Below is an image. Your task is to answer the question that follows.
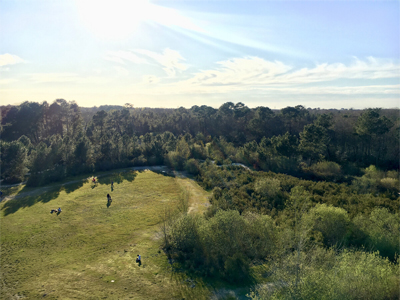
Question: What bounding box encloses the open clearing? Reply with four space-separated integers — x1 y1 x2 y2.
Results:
0 170 216 300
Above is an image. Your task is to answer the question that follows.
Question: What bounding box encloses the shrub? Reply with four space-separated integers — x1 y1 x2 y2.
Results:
185 158 200 175
254 177 281 198
379 177 399 192
167 210 277 283
249 249 399 300
305 204 350 247
309 161 342 181
353 207 399 260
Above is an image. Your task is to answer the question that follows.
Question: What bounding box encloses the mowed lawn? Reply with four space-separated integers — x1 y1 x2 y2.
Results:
1 170 211 300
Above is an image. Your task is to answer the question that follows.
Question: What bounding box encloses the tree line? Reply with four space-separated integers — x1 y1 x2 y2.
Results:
1 99 398 185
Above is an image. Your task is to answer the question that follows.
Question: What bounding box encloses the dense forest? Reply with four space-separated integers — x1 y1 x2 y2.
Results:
1 99 399 299
1 99 398 185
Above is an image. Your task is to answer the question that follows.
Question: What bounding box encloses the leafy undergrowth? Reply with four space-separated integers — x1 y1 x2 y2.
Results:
0 170 217 300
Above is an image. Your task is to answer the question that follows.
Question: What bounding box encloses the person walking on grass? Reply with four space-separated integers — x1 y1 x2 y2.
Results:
107 193 112 207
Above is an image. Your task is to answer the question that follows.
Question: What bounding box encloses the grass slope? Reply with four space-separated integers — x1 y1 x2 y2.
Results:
1 170 212 300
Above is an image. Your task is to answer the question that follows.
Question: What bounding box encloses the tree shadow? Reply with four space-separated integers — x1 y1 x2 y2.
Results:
152 169 176 178
2 187 62 216
97 170 138 186
1 178 87 216
63 180 86 194
2 170 142 216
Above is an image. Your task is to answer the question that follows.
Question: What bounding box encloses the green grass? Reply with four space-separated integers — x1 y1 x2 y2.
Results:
1 170 214 300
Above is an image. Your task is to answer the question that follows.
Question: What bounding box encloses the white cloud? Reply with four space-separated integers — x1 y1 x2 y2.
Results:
187 57 291 86
133 48 188 77
131 56 399 97
182 56 399 87
104 50 148 65
0 54 25 67
284 57 399 84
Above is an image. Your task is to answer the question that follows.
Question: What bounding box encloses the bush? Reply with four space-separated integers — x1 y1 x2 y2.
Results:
254 177 281 198
249 249 399 300
379 177 399 192
167 210 277 283
305 204 350 247
309 161 342 181
185 158 200 175
353 208 399 260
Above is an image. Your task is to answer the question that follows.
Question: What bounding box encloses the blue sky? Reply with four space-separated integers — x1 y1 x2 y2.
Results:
1 0 399 109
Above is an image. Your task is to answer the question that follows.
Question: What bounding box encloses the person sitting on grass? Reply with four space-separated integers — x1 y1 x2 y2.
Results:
50 207 62 214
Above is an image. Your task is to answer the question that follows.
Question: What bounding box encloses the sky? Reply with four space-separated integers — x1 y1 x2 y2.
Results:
0 0 399 109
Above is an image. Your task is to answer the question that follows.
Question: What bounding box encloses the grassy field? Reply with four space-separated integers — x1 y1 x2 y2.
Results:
0 170 217 300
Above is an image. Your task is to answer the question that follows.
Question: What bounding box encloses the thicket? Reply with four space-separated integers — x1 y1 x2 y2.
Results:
163 186 399 298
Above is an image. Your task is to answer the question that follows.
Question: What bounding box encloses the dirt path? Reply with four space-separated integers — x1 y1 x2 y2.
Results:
173 172 210 214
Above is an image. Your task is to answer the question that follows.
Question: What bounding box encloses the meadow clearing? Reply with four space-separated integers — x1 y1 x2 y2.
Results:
0 170 225 300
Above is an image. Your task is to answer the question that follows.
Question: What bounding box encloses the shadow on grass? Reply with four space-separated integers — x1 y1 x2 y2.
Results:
1 187 62 216
1 178 87 216
149 169 176 178
97 170 138 186
1 169 165 216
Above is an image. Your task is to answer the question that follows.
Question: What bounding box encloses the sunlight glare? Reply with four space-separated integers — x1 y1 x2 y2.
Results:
76 0 152 40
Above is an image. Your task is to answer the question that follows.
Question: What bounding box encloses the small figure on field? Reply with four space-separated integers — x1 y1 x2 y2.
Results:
92 177 96 184
107 193 112 208
111 180 114 191
51 207 62 215
136 254 141 266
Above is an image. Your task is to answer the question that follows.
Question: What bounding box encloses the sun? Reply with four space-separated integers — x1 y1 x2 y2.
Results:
75 0 152 41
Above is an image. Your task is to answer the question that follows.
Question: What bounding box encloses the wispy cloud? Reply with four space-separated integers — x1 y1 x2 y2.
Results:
133 57 399 97
284 57 399 84
187 57 291 86
103 50 148 65
0 53 25 67
104 48 188 77
133 48 188 77
183 56 399 87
